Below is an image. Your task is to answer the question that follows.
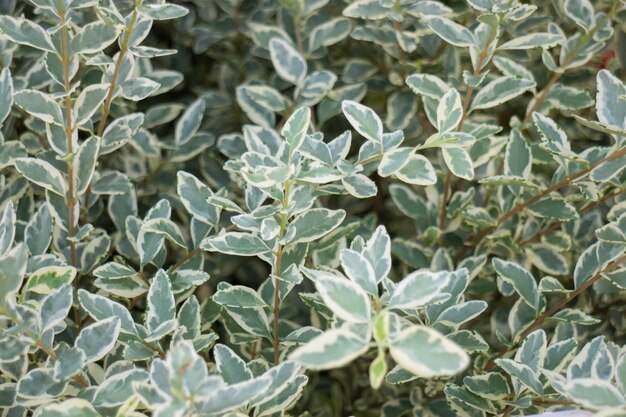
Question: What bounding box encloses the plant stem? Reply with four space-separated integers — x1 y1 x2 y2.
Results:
84 8 139 211
479 9 614 211
168 247 201 273
463 146 626 256
438 23 498 238
59 2 77 267
486 251 626 370
518 187 625 247
522 10 614 123
272 180 291 364
0 306 89 387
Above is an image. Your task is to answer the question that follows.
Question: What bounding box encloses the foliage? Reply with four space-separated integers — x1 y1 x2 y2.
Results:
1 0 626 416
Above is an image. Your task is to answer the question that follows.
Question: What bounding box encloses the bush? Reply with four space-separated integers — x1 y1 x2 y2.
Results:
1 0 626 416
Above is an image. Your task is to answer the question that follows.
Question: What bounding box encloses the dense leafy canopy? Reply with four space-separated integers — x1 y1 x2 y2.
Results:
1 0 626 416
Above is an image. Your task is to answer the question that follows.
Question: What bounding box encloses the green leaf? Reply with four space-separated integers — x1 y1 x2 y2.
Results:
0 16 56 52
363 225 392 283
17 369 68 398
573 243 600 289
492 258 539 309
499 33 564 50
24 266 76 294
505 129 531 179
342 173 377 198
121 77 161 101
269 37 307 85
70 21 118 54
138 3 189 20
40 284 73 332
74 84 109 127
78 289 138 335
146 270 176 334
142 218 187 249
213 285 267 308
597 70 626 131
0 201 15 258
387 270 450 310
239 85 289 112
315 273 371 323
281 106 310 152
532 112 577 158
197 377 270 415
395 154 437 185
201 232 270 256
0 244 27 302
617 354 626 394
13 90 64 125
529 197 578 220
74 137 100 195
435 300 488 329
175 98 205 146
463 372 510 400
297 70 338 107
442 147 474 180
308 17 352 52
340 248 377 295
471 76 536 110
526 244 568 275
564 0 594 30
290 327 369 370
495 358 543 395
176 171 219 226
214 344 253 384
38 398 100 417
369 352 387 389
15 158 66 196
437 88 462 133
287 208 346 244
378 147 413 177
424 16 474 47
0 68 13 125
341 100 383 143
565 379 626 410
389 326 469 377
547 84 594 111
75 316 121 363
406 73 448 99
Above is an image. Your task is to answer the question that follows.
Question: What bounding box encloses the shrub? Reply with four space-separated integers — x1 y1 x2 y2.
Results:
1 0 626 416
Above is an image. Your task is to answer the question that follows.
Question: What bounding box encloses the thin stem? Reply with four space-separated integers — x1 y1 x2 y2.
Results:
293 17 304 57
59 2 77 267
518 187 625 247
96 9 138 138
0 306 89 387
168 247 201 273
463 146 626 255
394 19 406 79
439 23 498 237
273 180 291 364
522 10 614 123
479 9 614 213
486 252 626 370
84 8 138 211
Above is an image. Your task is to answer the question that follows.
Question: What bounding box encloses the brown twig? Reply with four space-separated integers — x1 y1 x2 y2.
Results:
168 247 201 273
518 187 626 247
460 146 626 259
439 23 498 239
59 3 77 267
272 181 291 364
0 306 89 387
486 252 626 370
84 9 139 212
